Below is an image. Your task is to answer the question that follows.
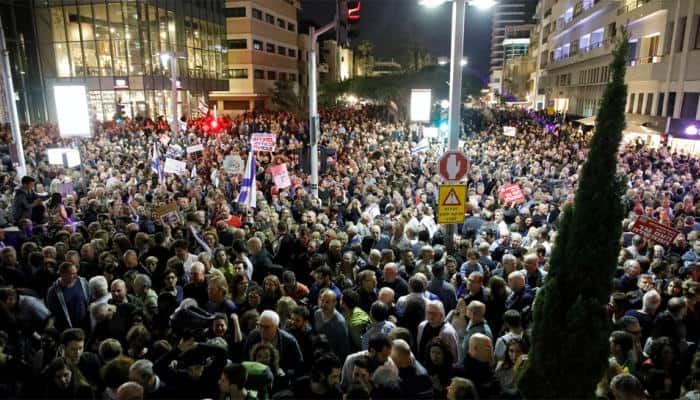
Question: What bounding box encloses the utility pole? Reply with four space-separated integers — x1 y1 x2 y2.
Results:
0 17 26 179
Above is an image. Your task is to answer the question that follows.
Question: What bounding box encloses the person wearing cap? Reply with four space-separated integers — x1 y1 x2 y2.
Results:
153 338 227 399
12 176 36 225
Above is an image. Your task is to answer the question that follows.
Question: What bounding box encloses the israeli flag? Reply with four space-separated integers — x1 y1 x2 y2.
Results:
411 138 430 155
237 147 256 209
150 142 159 175
190 164 197 180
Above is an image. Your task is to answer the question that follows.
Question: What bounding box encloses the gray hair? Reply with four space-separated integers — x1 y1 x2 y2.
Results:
88 276 109 298
502 254 517 265
259 309 280 327
133 274 152 289
129 359 154 377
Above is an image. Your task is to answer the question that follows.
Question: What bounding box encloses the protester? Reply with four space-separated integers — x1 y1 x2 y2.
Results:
0 106 698 399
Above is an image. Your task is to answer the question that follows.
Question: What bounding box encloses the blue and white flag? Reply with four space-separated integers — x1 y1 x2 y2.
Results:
411 138 430 155
237 148 256 209
150 142 159 175
190 164 197 180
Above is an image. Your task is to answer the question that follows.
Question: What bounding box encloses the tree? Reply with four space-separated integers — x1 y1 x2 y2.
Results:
355 40 374 77
270 80 305 115
517 34 629 398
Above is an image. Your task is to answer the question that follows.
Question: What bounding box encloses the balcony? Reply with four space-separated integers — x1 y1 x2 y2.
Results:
551 0 616 39
547 39 611 69
617 0 668 23
626 55 668 81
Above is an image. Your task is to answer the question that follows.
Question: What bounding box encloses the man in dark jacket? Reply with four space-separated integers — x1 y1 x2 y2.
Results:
154 339 227 399
242 310 304 378
12 176 36 224
505 272 535 326
457 333 501 398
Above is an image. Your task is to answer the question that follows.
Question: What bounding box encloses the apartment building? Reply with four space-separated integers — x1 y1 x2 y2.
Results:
210 0 300 115
534 0 700 129
489 0 538 92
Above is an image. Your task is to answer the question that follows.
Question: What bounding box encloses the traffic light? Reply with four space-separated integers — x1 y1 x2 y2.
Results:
115 103 126 125
337 0 360 47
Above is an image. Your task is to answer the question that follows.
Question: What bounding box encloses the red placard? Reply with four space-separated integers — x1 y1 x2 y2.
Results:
500 184 525 204
630 216 681 247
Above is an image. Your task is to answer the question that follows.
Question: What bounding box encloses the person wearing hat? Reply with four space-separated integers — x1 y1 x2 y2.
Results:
12 176 36 225
153 338 227 399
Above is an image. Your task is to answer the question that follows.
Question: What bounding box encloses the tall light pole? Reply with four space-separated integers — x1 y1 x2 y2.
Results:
0 17 26 178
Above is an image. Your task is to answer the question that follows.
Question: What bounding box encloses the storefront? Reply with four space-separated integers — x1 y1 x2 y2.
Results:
667 118 700 155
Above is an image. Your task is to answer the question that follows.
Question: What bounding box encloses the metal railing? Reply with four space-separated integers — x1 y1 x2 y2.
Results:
617 0 653 15
628 54 664 67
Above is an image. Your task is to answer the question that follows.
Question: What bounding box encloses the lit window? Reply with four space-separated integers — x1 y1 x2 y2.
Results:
253 40 263 51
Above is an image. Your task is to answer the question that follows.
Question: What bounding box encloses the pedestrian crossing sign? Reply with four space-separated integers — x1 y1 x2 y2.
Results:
437 184 467 224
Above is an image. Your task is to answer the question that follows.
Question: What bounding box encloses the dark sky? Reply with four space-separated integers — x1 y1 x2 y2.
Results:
300 0 493 81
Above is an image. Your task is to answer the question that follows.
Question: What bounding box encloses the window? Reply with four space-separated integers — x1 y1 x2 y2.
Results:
667 92 676 117
288 22 296 32
229 68 248 79
267 70 276 80
677 17 687 52
681 92 699 119
227 39 247 49
636 93 643 114
645 93 653 115
695 15 700 49
266 13 275 24
288 48 296 58
277 18 285 28
224 101 249 110
254 69 264 79
628 93 636 113
665 22 675 54
266 43 275 53
252 8 262 20
253 40 263 51
289 73 296 81
657 93 665 116
278 45 286 55
279 72 287 80
225 7 246 17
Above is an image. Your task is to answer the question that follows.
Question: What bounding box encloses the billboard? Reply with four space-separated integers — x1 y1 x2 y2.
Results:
54 85 91 137
410 89 431 122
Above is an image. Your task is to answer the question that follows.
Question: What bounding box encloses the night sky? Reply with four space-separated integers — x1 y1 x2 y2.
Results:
300 0 493 82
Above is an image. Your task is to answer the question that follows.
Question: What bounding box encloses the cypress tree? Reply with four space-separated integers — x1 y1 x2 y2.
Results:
517 35 629 398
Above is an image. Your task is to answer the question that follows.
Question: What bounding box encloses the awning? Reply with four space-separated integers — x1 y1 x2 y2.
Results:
576 116 597 126
575 117 661 135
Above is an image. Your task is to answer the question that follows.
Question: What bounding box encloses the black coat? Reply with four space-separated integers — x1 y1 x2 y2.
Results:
243 328 304 378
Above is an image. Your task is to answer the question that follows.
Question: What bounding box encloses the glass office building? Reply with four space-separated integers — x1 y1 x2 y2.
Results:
0 0 47 124
34 0 227 122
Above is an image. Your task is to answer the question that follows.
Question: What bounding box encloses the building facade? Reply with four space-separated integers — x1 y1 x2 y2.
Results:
0 0 49 124
34 0 227 123
210 0 300 116
489 0 538 92
534 0 700 125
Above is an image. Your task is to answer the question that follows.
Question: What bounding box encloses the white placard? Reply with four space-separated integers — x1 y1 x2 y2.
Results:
54 85 91 137
187 144 204 154
163 158 187 176
223 155 244 175
251 133 276 152
423 127 439 138
503 126 517 137
410 89 431 122
47 148 81 168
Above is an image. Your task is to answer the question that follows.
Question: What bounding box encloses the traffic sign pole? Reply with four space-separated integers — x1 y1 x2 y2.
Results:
437 150 469 254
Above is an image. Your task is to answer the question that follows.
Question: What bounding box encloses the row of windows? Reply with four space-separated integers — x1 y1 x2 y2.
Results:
577 66 609 85
627 91 699 119
227 68 296 82
241 39 297 58
555 73 571 86
225 7 296 32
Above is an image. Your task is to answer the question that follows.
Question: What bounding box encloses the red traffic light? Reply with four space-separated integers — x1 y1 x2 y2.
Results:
348 1 360 22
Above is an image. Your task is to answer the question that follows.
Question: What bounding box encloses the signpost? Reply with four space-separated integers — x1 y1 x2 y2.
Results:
438 184 467 224
438 150 469 182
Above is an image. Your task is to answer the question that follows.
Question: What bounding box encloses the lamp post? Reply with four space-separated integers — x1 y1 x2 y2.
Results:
420 0 494 251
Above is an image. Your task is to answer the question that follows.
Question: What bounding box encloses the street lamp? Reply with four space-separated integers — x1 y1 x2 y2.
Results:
420 0 494 150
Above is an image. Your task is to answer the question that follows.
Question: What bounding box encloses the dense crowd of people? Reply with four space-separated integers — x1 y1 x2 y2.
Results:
0 104 698 400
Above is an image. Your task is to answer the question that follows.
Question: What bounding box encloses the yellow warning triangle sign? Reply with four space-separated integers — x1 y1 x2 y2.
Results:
442 188 462 206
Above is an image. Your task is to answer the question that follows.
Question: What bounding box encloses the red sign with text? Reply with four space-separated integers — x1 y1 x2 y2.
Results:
630 216 681 247
500 184 525 204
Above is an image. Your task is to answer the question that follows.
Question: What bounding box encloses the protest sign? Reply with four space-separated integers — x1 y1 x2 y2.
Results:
223 155 244 175
630 216 681 247
163 158 187 176
503 126 517 137
154 203 182 226
186 144 204 154
500 183 525 204
271 164 291 189
251 133 276 152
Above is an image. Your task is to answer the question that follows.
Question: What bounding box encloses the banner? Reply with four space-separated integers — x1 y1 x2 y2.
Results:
154 203 182 226
271 164 291 189
251 133 276 152
630 216 681 247
503 126 517 137
186 144 204 154
198 100 209 115
163 158 187 176
500 183 525 204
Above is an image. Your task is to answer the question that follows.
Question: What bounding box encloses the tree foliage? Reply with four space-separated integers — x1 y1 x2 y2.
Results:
517 34 629 398
270 80 305 115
